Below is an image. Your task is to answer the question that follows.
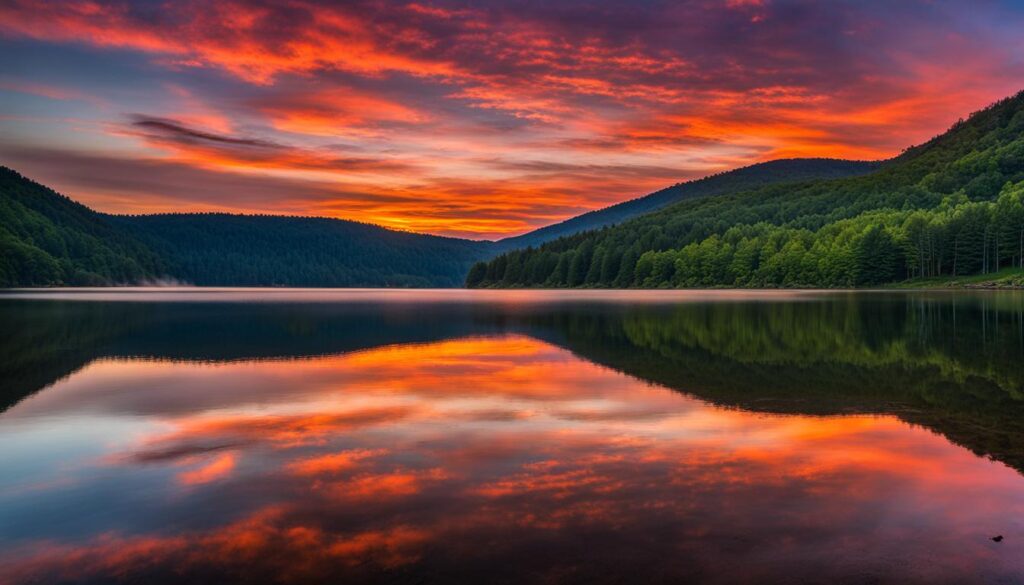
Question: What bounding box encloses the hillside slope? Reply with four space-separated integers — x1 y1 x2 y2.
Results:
1 156 877 288
116 213 490 288
496 158 878 251
0 167 493 287
469 90 1024 288
0 168 163 286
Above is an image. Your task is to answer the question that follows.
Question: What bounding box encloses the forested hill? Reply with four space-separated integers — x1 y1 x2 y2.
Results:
0 167 165 286
114 213 489 287
0 156 879 288
0 168 492 287
495 158 879 251
468 90 1024 289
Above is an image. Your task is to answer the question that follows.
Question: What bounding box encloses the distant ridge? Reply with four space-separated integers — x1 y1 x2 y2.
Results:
469 89 1024 289
495 158 880 251
0 167 489 287
1 155 880 287
0 167 165 286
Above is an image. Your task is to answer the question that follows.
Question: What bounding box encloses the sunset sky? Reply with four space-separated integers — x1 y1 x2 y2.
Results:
1 1 1023 239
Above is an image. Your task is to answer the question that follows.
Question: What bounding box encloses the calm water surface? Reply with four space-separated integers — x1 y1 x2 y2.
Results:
1 289 1023 584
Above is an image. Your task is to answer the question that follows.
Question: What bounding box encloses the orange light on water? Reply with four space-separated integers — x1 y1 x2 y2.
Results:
4 335 1024 582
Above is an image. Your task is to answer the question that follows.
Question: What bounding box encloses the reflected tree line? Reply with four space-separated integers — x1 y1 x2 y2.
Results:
504 294 1024 471
2 293 1023 471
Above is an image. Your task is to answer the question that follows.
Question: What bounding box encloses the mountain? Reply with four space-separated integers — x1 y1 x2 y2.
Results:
114 214 489 287
5 295 1023 472
0 155 880 288
468 89 1024 288
0 167 165 286
495 158 879 251
6 92 1024 290
0 168 492 288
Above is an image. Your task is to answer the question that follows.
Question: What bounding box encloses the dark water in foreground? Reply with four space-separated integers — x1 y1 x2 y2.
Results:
1 289 1023 584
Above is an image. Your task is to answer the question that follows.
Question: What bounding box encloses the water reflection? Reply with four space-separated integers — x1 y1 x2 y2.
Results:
1 290 1022 584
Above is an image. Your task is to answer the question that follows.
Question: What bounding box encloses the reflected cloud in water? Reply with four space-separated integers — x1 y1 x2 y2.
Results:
1 291 1023 583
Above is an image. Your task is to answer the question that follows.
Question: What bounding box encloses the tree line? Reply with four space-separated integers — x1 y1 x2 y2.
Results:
0 167 492 288
467 90 1024 288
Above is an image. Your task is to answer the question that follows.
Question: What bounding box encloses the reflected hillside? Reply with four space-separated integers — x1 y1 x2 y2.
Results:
0 300 493 411
4 292 1024 473
509 293 1024 471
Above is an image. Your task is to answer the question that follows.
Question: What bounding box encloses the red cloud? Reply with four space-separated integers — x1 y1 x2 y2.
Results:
0 0 1021 237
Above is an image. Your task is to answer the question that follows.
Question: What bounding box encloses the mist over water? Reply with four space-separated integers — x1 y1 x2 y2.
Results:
1 290 1022 584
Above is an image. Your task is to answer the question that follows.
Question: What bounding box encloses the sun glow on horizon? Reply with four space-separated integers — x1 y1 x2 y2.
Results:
1 0 1023 238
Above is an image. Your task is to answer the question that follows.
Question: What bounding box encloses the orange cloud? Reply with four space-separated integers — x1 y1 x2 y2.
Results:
2 507 432 583
325 468 450 501
287 449 386 476
0 1 459 84
178 452 237 485
134 405 422 455
258 88 430 137
1 0 1022 237
7 334 1024 583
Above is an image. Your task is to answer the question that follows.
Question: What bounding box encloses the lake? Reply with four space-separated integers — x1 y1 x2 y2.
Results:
1 289 1023 584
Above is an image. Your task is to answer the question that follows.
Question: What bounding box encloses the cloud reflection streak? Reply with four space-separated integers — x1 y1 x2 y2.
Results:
1 335 1023 583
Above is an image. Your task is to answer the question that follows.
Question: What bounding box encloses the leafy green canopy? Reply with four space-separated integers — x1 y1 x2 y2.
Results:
0 168 491 287
495 158 878 252
0 168 164 286
115 213 487 288
468 90 1024 288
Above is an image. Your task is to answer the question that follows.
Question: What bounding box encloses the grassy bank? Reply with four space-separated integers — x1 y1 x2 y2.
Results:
889 267 1024 289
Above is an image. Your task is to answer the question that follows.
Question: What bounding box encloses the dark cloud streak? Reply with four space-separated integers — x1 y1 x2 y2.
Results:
0 0 1021 236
